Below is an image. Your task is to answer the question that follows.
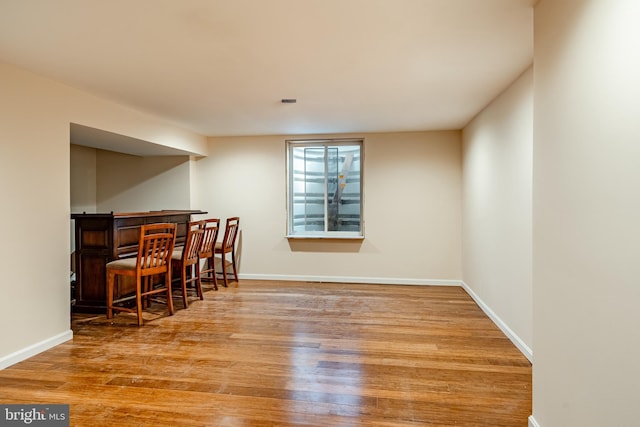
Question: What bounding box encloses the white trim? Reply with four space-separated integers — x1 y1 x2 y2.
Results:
0 330 73 370
528 415 541 427
285 235 364 240
238 273 462 287
461 281 533 362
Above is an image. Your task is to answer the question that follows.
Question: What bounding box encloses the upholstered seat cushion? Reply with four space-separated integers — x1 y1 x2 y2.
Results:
106 257 137 270
172 248 183 261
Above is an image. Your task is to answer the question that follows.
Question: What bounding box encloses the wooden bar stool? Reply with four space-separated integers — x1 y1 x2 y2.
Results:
214 217 240 287
199 218 220 291
171 221 205 308
106 223 176 326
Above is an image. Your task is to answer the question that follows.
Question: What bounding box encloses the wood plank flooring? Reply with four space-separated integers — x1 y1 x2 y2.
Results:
0 280 531 426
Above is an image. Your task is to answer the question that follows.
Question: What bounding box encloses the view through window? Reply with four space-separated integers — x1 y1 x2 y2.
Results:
287 139 363 238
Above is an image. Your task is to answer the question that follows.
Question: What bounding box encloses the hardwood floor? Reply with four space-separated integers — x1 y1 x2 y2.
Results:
0 280 531 426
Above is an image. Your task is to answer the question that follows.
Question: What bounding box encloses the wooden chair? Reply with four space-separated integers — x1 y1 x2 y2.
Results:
171 221 205 308
214 217 240 287
199 218 220 291
106 223 176 326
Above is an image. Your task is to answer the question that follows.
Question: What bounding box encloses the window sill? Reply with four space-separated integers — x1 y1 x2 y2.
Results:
286 235 364 240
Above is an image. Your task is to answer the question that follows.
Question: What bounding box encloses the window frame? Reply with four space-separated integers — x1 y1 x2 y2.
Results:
286 138 364 239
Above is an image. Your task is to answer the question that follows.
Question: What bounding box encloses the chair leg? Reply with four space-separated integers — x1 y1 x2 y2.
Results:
210 256 218 290
136 278 144 326
202 256 218 291
142 276 150 308
166 270 175 316
231 249 239 281
221 254 229 287
181 266 189 308
195 265 204 300
106 270 115 319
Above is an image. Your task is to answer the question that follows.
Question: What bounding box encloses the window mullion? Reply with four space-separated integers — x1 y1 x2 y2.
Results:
323 145 328 234
303 148 307 232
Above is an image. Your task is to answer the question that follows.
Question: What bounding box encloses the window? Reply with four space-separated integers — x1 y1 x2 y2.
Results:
287 139 363 238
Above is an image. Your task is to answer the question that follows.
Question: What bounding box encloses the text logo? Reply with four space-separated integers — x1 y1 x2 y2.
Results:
0 405 69 426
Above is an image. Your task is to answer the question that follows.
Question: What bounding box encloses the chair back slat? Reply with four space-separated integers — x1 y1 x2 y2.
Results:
222 217 240 250
184 225 205 262
137 223 176 275
212 217 240 287
199 218 220 257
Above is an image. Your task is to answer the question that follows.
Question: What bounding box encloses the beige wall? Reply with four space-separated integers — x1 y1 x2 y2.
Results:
70 144 97 214
70 144 97 254
533 1 640 426
0 64 72 367
194 131 462 283
0 62 206 368
462 67 533 359
95 150 191 212
70 130 462 283
70 144 193 215
69 146 193 253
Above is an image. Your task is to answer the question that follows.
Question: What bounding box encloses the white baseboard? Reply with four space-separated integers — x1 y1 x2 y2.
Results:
528 415 541 427
0 330 73 370
461 281 533 362
238 273 462 287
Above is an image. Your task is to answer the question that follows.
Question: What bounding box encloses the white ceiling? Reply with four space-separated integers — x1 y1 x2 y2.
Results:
0 0 533 139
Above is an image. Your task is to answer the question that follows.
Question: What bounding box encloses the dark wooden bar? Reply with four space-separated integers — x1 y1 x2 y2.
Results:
71 210 206 313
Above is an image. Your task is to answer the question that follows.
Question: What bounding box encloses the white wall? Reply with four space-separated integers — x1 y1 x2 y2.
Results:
0 62 206 369
462 67 533 359
194 131 462 283
533 1 640 426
